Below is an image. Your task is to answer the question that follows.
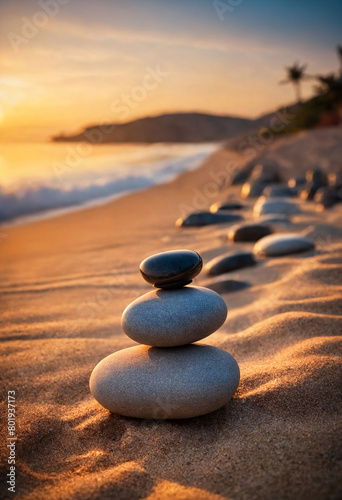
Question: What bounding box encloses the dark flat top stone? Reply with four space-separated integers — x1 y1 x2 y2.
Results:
250 164 281 184
254 198 301 216
314 187 341 209
241 181 266 199
300 182 321 201
306 168 327 186
231 168 251 185
288 176 306 188
254 233 315 257
328 172 342 189
257 214 291 224
140 249 202 289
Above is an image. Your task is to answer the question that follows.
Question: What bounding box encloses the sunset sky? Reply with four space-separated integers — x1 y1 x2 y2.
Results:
0 0 341 142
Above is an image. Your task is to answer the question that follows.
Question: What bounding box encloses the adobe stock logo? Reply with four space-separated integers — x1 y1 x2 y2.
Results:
213 0 243 21
7 0 71 54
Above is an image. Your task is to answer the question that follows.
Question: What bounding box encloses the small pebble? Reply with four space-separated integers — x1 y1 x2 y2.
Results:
176 211 243 227
254 233 315 257
205 252 256 276
228 222 273 242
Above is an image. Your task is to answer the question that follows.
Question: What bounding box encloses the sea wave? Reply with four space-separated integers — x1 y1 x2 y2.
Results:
0 147 217 224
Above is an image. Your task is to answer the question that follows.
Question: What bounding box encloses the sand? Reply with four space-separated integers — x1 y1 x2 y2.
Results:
0 127 342 500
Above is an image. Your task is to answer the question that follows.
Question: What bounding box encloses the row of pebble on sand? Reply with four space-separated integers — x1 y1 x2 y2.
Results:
174 164 342 293
177 163 342 227
89 163 341 420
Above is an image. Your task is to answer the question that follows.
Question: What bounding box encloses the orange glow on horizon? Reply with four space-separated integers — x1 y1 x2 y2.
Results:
0 2 339 142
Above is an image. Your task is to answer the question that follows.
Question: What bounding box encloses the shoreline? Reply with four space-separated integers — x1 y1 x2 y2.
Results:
0 141 221 229
0 189 138 229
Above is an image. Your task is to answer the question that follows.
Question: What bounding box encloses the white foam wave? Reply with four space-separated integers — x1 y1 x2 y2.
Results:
0 145 218 225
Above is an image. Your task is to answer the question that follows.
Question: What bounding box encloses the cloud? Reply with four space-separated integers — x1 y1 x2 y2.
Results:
46 17 283 56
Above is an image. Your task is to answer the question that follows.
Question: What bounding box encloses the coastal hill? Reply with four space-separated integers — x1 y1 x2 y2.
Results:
52 112 256 143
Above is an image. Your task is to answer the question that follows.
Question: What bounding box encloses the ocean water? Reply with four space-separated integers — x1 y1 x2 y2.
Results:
0 142 219 225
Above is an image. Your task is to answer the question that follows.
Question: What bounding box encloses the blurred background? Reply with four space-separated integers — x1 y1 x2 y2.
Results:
0 0 341 223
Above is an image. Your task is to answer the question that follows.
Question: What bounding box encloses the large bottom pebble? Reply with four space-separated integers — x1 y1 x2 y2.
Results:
90 344 240 419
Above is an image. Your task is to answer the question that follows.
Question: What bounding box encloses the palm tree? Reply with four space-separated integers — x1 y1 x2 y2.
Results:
314 74 342 100
337 45 342 80
280 62 309 104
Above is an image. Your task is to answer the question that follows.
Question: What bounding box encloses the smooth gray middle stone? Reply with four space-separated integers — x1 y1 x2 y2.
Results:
122 285 227 347
89 344 240 419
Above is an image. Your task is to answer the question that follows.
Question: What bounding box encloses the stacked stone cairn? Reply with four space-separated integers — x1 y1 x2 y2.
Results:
90 249 240 419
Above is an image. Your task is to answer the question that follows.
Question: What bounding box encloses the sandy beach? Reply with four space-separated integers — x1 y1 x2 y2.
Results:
1 127 342 500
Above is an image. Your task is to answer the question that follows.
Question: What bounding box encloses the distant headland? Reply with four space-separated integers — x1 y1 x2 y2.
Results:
52 112 257 144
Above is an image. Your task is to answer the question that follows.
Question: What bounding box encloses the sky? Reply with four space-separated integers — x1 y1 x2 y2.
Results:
0 0 341 142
